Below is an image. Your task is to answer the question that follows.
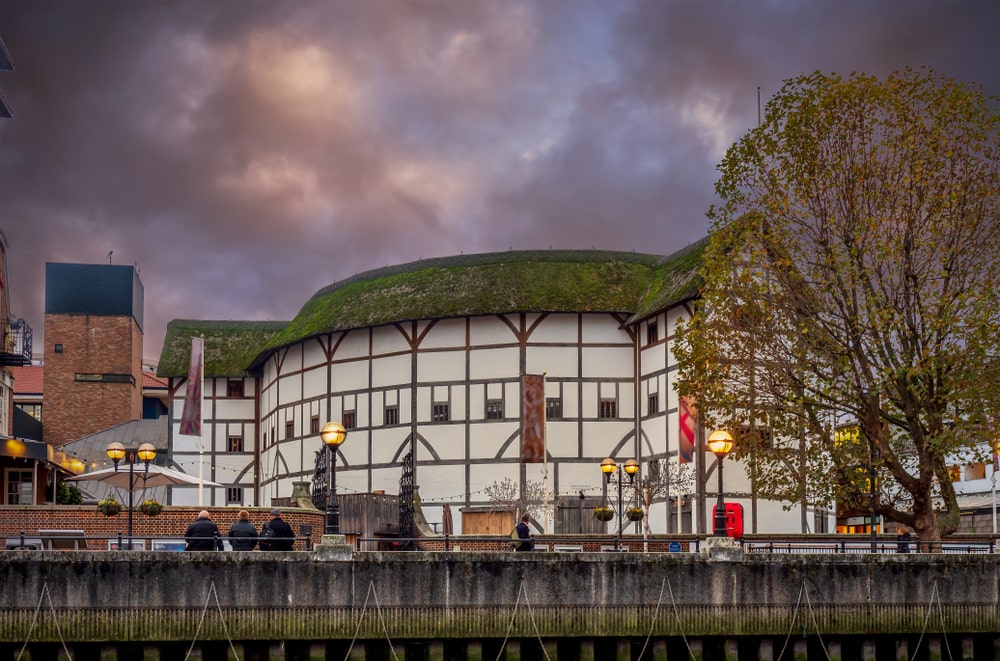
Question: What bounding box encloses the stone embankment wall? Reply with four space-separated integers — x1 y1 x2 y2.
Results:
2 550 999 644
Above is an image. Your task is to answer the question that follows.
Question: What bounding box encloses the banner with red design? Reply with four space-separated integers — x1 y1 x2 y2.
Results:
678 397 697 464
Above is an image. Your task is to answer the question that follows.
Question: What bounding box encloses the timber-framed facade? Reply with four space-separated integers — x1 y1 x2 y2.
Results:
158 244 823 534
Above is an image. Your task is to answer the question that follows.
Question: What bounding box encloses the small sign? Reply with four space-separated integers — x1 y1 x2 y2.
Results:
668 541 681 553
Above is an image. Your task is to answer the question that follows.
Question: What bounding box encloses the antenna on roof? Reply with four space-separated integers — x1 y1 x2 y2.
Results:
107 250 113 264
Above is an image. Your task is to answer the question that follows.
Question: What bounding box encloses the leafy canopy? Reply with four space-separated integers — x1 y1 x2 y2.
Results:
676 68 1000 540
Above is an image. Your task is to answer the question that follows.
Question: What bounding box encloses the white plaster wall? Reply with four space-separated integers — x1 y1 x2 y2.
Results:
469 347 519 380
417 350 465 383
581 314 626 343
277 374 303 406
525 313 574 343
466 422 518 460
470 315 518 345
373 326 409 354
420 318 467 349
337 330 370 360
583 346 634 379
372 354 411 388
525 346 577 378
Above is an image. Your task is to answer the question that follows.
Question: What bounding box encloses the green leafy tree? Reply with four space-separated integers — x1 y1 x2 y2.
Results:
676 68 1000 544
56 482 84 505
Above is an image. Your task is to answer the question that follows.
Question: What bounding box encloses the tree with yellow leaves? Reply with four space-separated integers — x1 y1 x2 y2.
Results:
677 68 1000 545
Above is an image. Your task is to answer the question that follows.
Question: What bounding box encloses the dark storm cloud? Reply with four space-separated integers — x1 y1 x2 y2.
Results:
1 0 998 362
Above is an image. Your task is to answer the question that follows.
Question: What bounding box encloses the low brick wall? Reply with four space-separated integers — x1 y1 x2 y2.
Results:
0 505 326 549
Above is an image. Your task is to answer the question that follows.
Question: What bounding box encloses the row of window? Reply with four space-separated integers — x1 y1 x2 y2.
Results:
230 395 666 453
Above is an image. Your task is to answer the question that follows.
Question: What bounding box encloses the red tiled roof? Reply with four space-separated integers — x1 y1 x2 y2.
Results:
11 365 43 395
10 366 167 395
143 371 168 390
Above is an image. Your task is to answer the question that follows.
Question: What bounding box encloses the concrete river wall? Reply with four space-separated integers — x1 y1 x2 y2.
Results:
1 546 999 660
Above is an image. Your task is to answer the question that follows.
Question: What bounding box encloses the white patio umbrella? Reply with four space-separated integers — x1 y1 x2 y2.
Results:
67 464 221 489
68 464 222 549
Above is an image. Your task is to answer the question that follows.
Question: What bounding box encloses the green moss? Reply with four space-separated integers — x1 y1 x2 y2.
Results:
159 246 708 376
157 320 288 378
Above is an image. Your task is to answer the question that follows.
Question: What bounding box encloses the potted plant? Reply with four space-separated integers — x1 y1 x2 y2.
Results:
97 498 121 516
139 499 163 516
626 506 644 522
593 506 614 522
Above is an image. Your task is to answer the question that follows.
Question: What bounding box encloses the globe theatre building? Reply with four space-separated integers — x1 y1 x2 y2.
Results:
158 244 823 535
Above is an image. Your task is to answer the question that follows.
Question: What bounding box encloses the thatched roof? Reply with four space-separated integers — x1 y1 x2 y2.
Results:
158 243 705 377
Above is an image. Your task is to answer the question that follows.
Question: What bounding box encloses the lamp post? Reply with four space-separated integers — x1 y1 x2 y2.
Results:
707 430 734 537
106 441 156 550
600 457 639 550
320 421 348 535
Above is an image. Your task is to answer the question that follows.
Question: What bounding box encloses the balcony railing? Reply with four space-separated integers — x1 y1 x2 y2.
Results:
0 317 32 366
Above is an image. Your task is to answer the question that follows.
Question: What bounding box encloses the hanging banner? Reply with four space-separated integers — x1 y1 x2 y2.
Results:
678 396 697 464
179 337 204 436
520 373 546 463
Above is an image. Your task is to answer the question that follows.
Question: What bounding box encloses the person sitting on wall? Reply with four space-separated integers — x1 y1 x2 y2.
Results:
260 509 295 551
185 510 223 551
228 510 258 551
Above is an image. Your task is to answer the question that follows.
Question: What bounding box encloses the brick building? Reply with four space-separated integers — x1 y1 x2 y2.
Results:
41 263 145 446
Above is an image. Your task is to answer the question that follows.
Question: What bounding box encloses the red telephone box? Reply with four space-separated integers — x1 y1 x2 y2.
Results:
711 502 744 538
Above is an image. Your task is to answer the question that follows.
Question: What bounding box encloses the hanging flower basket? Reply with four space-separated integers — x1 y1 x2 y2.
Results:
139 499 163 516
97 499 121 516
593 506 614 522
626 507 644 522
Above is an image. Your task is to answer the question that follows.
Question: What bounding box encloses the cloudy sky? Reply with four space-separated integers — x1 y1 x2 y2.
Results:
1 1 998 364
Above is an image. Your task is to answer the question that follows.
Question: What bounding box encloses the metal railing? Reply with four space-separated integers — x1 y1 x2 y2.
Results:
3 532 315 552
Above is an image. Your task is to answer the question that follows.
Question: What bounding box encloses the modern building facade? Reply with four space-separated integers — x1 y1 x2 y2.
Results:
159 245 830 534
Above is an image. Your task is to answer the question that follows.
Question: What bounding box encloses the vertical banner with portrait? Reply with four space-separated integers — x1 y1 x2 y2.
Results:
520 373 546 463
678 396 697 465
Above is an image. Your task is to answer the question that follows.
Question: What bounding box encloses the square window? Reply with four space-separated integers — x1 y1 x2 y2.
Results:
285 421 294 439
648 394 659 415
546 398 562 420
226 487 243 505
485 399 504 420
385 405 399 426
647 322 658 345
54 344 63 353
432 403 450 422
343 411 357 429
228 436 244 452
599 399 617 419
227 379 244 397
965 463 986 481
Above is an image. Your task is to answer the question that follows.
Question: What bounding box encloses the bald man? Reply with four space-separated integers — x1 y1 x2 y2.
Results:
184 510 223 551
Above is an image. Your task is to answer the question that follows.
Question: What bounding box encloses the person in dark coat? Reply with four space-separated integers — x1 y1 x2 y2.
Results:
228 510 258 551
185 510 223 551
260 509 295 551
515 513 534 552
896 526 914 554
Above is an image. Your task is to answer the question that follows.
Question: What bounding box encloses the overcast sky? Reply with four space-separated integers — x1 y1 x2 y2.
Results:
1 1 998 364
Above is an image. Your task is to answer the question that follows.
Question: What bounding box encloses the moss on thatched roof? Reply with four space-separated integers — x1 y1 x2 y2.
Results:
157 320 288 378
259 250 666 355
158 245 706 377
628 238 707 322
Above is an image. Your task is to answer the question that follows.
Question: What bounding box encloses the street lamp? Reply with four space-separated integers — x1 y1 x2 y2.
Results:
106 441 156 550
600 457 639 550
320 421 348 535
707 430 734 537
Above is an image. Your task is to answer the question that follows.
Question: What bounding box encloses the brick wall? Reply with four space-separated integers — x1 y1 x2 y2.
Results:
42 314 143 444
0 505 326 550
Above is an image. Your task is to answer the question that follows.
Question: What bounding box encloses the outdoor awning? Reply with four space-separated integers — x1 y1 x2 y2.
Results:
0 437 86 474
